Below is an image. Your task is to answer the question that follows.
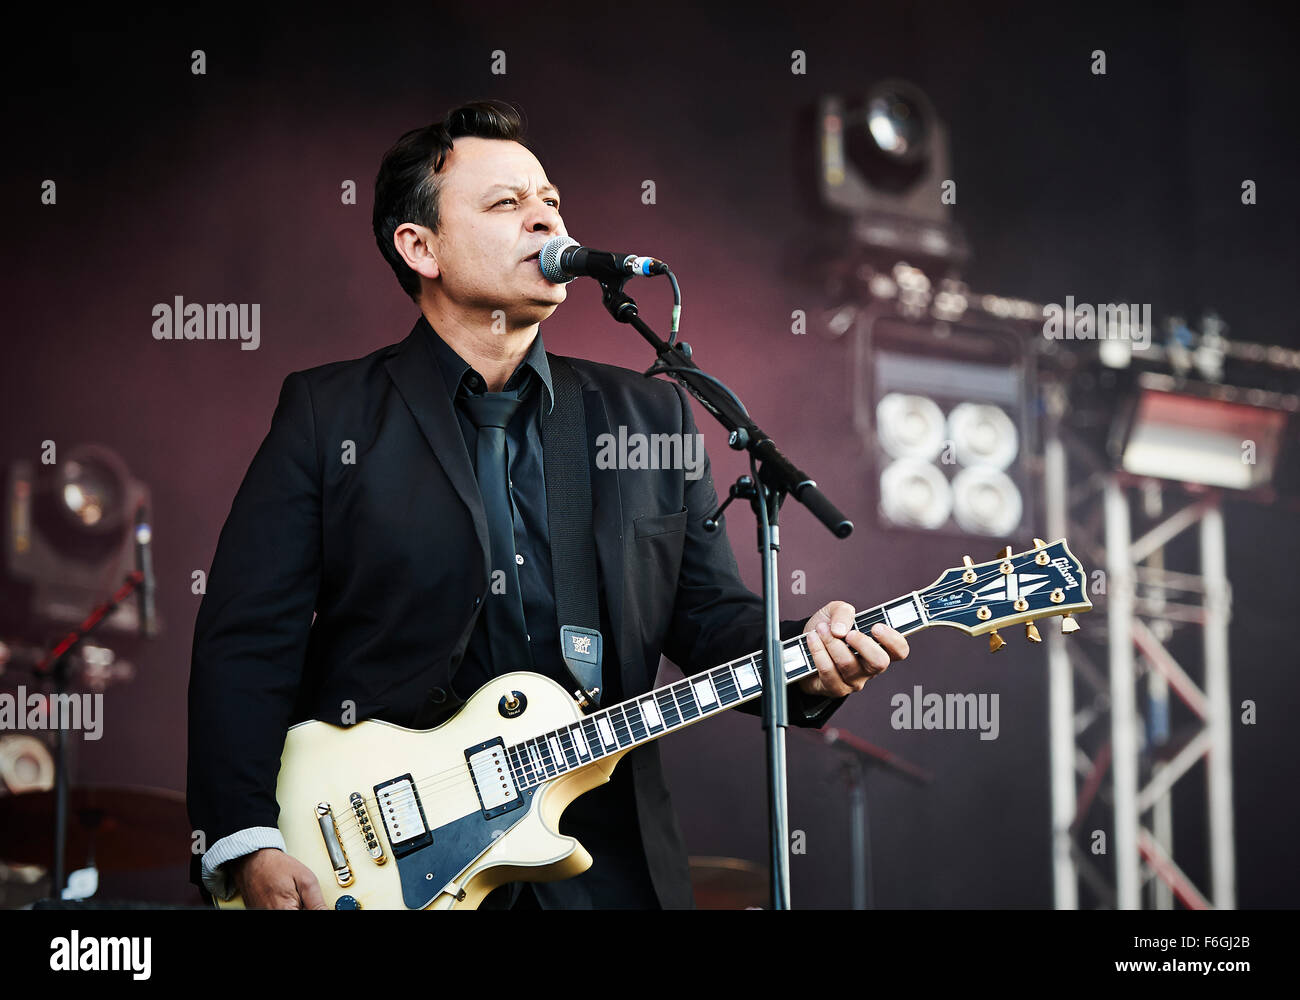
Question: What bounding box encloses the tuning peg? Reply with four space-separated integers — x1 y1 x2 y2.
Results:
962 555 976 583
1033 537 1047 549
988 630 1006 652
1060 614 1080 635
1025 621 1042 643
997 546 1012 559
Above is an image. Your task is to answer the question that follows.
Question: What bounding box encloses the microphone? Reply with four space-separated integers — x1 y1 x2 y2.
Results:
538 236 666 284
134 505 157 638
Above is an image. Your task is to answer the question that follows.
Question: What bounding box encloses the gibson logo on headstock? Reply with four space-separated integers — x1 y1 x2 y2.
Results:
1051 557 1078 589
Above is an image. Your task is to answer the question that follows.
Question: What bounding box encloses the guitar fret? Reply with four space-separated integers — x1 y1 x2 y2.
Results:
782 638 811 678
548 733 568 773
676 681 701 721
582 717 605 757
572 722 592 761
612 706 634 748
734 656 761 692
656 688 682 728
691 674 719 712
714 664 741 705
638 696 663 732
533 739 552 778
558 729 580 768
603 708 624 748
507 744 525 787
625 702 648 742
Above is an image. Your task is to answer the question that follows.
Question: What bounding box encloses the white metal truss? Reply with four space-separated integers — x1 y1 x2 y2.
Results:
1042 385 1236 910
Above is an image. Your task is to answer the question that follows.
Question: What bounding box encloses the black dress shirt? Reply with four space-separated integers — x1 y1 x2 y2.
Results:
421 323 659 908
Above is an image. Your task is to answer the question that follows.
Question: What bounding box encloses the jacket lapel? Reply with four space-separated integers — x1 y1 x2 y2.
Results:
383 320 490 579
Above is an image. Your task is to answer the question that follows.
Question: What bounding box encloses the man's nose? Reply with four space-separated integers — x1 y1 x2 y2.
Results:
526 201 562 232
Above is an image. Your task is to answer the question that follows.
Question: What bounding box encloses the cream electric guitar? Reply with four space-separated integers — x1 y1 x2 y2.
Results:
215 539 1091 910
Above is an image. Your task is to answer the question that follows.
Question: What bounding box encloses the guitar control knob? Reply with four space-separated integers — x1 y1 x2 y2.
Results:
988 630 1006 652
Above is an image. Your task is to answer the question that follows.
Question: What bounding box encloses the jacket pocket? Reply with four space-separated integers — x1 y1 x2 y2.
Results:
633 506 689 539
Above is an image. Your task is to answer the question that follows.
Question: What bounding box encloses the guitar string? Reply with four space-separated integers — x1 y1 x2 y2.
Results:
327 558 1066 847
329 558 1067 850
327 559 1064 849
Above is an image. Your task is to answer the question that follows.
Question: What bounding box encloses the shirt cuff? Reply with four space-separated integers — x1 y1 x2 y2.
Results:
201 826 286 901
799 695 834 721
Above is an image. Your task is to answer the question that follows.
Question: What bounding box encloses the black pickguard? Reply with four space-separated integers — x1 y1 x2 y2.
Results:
394 786 538 909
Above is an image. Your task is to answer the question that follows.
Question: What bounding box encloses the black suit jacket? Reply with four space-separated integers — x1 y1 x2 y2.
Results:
187 316 847 907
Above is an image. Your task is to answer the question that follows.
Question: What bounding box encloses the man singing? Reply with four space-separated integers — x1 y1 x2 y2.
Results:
186 100 909 909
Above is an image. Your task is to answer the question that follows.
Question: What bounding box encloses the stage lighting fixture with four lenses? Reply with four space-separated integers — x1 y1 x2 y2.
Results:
858 317 1035 538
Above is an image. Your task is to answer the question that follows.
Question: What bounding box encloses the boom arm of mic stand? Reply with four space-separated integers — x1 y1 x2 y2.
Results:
597 277 853 539
598 274 853 909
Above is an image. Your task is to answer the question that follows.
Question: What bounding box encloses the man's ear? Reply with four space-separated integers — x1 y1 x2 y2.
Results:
394 223 440 281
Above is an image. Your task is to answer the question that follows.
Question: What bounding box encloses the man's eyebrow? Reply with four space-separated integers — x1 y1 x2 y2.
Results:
482 182 561 201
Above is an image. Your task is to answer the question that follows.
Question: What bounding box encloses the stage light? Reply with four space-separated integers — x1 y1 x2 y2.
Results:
58 455 125 531
1114 374 1296 492
952 467 1023 537
2 444 151 636
948 402 1019 470
880 459 953 530
815 82 968 266
876 392 946 461
858 315 1036 539
857 84 931 171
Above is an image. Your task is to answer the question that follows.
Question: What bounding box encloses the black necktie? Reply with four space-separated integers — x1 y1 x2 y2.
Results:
459 388 534 674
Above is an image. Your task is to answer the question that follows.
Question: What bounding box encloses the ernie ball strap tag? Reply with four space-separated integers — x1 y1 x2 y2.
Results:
560 625 603 709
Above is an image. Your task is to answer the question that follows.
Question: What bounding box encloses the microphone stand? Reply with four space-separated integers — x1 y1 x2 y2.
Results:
31 569 146 897
803 726 933 908
595 274 853 910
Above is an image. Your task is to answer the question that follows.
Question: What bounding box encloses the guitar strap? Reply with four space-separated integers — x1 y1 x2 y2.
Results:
540 354 604 709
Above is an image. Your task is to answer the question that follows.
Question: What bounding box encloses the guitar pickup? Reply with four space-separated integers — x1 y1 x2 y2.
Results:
373 774 432 859
465 737 523 820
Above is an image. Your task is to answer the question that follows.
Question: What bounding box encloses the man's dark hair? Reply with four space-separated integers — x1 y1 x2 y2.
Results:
372 100 533 302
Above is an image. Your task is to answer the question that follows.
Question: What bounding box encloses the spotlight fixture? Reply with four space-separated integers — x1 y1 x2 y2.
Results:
2 444 151 637
816 80 968 265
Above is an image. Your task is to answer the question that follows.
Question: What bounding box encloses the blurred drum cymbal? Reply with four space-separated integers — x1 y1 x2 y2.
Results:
689 855 769 910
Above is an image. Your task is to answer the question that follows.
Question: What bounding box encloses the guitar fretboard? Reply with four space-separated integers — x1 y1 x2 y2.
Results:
504 594 927 790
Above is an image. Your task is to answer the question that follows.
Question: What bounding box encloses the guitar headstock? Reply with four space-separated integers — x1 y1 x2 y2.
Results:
917 538 1092 649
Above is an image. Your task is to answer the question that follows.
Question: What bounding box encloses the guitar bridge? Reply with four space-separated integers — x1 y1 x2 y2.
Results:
350 791 386 865
315 802 353 888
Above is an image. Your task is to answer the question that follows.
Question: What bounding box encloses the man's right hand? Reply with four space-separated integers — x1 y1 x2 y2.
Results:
228 848 328 909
